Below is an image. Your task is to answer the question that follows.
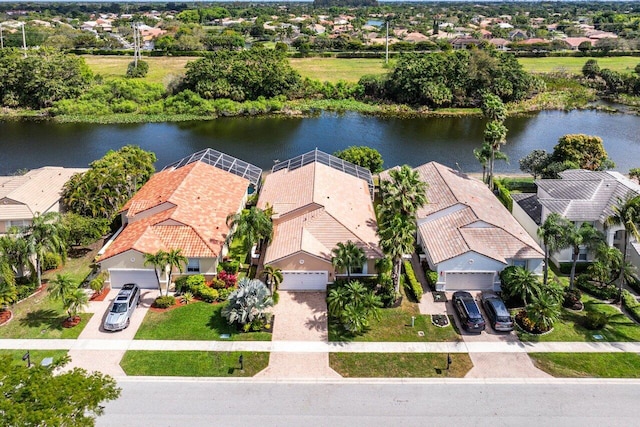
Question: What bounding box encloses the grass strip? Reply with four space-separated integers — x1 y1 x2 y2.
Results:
529 352 640 378
330 352 472 378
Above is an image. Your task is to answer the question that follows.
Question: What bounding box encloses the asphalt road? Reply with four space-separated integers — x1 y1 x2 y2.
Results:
97 378 640 427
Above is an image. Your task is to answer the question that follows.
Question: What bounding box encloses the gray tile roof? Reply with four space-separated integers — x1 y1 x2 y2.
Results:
512 193 542 225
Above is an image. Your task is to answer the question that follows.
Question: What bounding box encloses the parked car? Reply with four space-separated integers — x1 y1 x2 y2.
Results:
452 291 486 333
481 291 514 332
104 283 140 331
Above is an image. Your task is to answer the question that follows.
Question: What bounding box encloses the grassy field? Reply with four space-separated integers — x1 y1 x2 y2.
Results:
0 288 91 339
43 244 99 286
289 57 388 83
0 350 68 367
330 353 473 378
518 295 640 343
120 350 269 377
517 56 640 74
134 301 272 341
529 352 640 378
82 55 196 85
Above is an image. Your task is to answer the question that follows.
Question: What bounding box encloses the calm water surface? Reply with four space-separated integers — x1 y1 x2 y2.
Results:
1 110 639 175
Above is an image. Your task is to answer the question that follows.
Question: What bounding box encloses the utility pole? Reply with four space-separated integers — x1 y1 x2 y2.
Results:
21 22 27 57
385 19 389 64
1 23 4 49
132 22 141 66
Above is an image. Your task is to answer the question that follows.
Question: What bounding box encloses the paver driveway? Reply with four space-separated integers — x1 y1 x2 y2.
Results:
256 291 340 378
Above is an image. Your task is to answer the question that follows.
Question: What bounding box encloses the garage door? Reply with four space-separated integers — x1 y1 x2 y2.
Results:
109 269 159 289
445 272 495 291
280 271 328 291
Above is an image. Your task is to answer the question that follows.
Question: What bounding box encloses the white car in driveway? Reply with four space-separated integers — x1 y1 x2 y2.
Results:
103 283 140 331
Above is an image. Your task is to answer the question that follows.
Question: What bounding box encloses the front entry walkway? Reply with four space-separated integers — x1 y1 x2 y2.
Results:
256 291 340 379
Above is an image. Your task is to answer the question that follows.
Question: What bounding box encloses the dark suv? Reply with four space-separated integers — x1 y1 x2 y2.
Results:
452 291 486 333
481 291 514 332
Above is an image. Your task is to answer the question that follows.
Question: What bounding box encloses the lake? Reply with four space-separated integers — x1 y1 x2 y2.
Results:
1 110 639 175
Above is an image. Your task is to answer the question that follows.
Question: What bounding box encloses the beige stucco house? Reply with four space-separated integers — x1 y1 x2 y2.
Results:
0 166 86 234
257 150 383 291
98 149 261 290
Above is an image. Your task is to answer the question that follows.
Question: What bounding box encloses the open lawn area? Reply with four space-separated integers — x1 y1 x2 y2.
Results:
120 351 269 377
0 288 91 339
329 297 461 342
330 353 472 378
0 350 68 367
518 295 640 342
42 244 99 286
518 56 640 75
82 55 196 85
134 301 271 341
290 57 388 83
529 353 640 378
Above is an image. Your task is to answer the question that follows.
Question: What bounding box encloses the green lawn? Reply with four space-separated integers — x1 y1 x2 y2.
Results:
134 301 271 341
0 289 92 339
329 297 461 342
82 55 196 85
518 295 640 342
529 352 640 378
290 57 388 83
518 56 640 75
0 350 68 367
42 245 98 286
330 353 473 378
120 351 269 377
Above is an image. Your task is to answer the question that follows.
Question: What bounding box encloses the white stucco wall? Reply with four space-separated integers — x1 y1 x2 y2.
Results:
512 201 541 245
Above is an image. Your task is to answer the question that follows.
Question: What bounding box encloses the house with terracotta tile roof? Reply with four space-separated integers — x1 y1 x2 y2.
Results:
512 169 640 270
257 150 382 291
0 166 87 234
400 162 543 291
98 149 261 290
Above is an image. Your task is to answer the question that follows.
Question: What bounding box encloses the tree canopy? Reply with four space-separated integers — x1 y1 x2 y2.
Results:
550 134 613 172
333 146 384 173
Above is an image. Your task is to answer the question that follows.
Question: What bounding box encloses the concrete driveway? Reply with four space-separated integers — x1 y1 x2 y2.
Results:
63 288 159 376
256 291 340 379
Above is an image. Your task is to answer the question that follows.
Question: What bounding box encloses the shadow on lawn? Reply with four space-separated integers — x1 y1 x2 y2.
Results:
20 309 65 331
207 311 235 336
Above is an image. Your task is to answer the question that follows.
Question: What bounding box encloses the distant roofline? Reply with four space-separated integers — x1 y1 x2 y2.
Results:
162 148 262 187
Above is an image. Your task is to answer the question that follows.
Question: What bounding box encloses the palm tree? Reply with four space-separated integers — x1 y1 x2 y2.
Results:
331 241 366 281
260 265 283 292
226 206 274 254
473 142 508 184
0 280 17 314
565 222 604 289
525 292 562 332
537 213 572 285
379 165 428 217
502 267 542 305
378 214 416 293
63 287 89 322
481 93 508 190
164 249 188 296
605 195 640 298
144 250 168 294
48 274 76 303
24 212 67 288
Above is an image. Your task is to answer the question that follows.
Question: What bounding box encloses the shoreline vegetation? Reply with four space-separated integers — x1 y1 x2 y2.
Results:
0 55 638 124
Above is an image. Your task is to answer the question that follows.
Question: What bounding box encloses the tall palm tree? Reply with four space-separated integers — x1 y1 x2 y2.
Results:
481 93 508 190
260 265 283 292
502 267 542 306
144 250 168 294
226 205 274 254
331 241 366 282
378 214 417 292
537 213 572 285
473 142 508 184
566 222 604 289
605 195 640 297
24 212 67 288
379 165 428 217
164 249 188 296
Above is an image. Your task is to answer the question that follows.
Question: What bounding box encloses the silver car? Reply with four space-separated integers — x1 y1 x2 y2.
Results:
104 283 140 331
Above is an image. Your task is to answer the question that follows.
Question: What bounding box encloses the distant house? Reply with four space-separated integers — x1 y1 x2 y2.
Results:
564 37 594 50
98 149 261 290
451 37 482 49
404 32 429 43
383 162 543 291
257 150 382 291
513 170 640 270
509 29 528 41
488 38 509 50
0 167 86 234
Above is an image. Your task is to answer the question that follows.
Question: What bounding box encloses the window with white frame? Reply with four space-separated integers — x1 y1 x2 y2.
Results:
187 258 200 273
578 247 588 261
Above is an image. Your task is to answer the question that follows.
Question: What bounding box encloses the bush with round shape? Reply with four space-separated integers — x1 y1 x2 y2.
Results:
563 288 582 309
584 311 608 330
153 295 176 309
196 285 218 303
217 287 232 301
126 60 149 78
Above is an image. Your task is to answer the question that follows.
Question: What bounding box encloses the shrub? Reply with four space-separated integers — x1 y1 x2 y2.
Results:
494 180 513 212
153 295 176 309
210 279 226 290
402 260 423 302
182 291 194 304
425 269 439 289
41 252 62 271
559 262 591 275
575 275 618 300
272 290 279 305
176 275 205 294
15 281 39 300
621 290 640 323
89 272 107 293
126 60 149 78
196 285 218 303
217 270 237 288
219 260 240 274
563 288 582 309
217 287 232 301
584 311 608 330
222 278 273 327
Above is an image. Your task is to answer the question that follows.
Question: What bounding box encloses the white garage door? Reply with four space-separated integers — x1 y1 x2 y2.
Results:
280 271 328 291
445 272 495 291
109 269 159 289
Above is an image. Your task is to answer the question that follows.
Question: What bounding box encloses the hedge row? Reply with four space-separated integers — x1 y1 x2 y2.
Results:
621 290 640 324
575 276 618 300
494 180 513 212
402 260 423 303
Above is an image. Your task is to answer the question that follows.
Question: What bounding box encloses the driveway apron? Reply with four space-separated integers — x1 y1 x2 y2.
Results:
256 291 340 378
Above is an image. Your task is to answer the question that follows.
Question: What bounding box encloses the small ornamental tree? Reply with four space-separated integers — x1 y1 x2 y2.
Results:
221 278 273 329
582 59 600 78
126 60 149 78
519 149 551 179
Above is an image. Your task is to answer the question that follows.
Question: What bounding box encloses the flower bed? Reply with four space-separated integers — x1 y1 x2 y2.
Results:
0 310 13 326
431 314 449 328
515 310 553 335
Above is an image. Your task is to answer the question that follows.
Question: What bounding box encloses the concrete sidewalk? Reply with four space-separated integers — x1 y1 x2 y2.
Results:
3 338 640 353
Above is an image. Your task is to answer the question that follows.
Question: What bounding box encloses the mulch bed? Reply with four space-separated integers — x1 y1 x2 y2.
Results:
90 287 111 302
0 310 13 326
62 316 82 328
149 296 192 312
431 314 450 328
432 291 448 303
